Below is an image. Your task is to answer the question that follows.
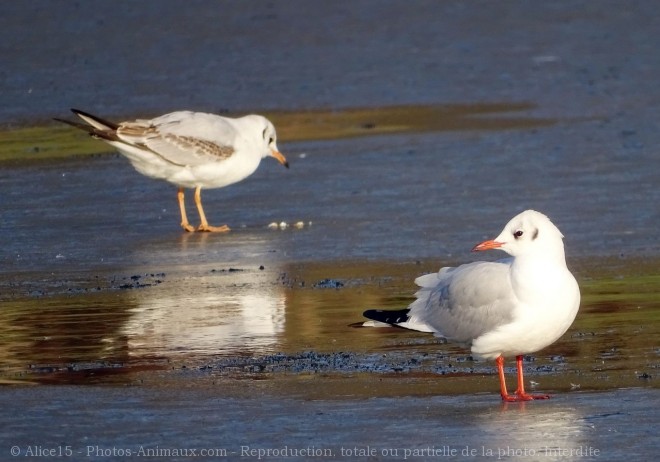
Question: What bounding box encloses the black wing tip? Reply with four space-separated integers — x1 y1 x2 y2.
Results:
363 309 384 317
69 108 120 130
363 308 411 325
54 113 119 141
70 108 90 117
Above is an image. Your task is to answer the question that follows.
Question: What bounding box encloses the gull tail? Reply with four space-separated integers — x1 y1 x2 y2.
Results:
53 108 120 141
70 108 119 130
362 308 435 332
363 308 411 325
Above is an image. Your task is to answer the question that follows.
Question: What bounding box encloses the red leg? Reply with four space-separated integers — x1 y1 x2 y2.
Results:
513 355 551 401
496 356 512 401
496 355 551 402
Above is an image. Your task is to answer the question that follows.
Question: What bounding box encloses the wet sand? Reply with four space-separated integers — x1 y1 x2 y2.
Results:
1 1 659 461
2 386 657 460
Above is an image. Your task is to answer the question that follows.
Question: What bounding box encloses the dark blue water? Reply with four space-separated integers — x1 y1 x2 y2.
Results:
1 1 658 264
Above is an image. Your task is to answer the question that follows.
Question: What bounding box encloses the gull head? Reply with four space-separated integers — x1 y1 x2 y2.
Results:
247 115 289 168
472 210 565 259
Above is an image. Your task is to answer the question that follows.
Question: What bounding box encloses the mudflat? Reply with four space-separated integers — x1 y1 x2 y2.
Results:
1 1 658 461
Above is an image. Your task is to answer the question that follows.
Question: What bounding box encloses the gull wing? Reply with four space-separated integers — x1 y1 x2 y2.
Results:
408 259 516 344
116 111 237 167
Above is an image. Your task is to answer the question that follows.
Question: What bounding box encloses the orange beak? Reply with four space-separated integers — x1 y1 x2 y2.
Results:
271 149 289 169
472 239 504 252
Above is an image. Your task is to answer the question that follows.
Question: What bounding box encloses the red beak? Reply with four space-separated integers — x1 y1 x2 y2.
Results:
472 239 504 252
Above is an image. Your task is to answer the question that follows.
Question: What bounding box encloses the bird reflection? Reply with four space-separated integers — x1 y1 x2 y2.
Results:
120 271 286 358
475 403 591 458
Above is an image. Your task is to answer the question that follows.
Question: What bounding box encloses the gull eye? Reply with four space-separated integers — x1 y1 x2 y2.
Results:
514 230 524 239
262 127 274 145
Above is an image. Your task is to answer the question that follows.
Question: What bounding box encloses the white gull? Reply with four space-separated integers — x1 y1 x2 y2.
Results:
55 109 289 232
363 210 580 401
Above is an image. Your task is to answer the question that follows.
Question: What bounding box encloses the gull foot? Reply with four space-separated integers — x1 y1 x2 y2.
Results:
501 392 551 402
181 223 196 232
197 224 231 233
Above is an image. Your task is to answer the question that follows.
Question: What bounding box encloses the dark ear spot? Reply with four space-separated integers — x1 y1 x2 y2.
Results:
532 228 539 240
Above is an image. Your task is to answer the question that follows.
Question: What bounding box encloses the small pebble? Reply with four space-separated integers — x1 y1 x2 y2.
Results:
267 220 311 230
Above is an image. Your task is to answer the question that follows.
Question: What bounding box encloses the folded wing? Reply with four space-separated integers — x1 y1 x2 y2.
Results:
407 259 516 345
116 111 237 167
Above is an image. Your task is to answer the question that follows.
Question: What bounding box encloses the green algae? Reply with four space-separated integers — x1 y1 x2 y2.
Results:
0 103 555 164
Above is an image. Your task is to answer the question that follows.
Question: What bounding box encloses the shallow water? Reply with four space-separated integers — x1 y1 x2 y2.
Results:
1 256 658 392
1 386 656 461
0 108 658 462
0 131 657 390
1 1 659 460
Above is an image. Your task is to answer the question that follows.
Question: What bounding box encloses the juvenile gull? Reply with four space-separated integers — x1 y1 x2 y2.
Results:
363 210 580 401
55 109 289 232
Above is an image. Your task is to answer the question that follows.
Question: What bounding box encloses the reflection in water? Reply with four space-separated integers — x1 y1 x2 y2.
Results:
473 405 593 460
0 294 134 381
119 232 289 358
0 231 290 381
0 255 657 391
121 273 286 357
0 274 289 382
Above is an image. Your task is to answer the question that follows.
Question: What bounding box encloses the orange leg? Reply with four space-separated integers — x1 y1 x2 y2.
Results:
177 188 195 232
496 355 551 402
194 186 230 232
